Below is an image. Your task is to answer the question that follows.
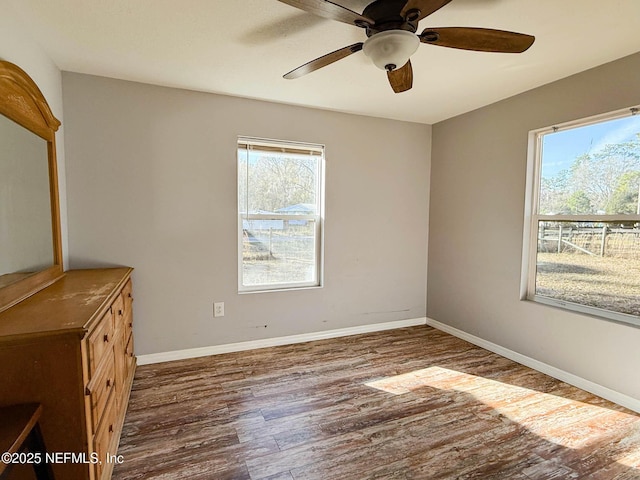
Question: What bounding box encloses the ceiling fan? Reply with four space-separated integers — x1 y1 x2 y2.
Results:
277 0 535 93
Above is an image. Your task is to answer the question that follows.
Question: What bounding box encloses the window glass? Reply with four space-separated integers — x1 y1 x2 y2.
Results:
526 109 640 324
535 220 640 317
539 116 640 215
238 138 324 292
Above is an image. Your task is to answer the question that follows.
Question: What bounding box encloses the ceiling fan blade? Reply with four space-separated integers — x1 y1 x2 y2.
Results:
387 60 413 93
284 43 364 79
401 0 454 21
277 0 374 27
420 27 535 53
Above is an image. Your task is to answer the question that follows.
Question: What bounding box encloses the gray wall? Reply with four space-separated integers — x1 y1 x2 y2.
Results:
62 73 431 355
429 52 640 401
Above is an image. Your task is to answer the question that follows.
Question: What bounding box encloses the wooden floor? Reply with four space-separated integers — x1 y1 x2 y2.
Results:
112 326 640 479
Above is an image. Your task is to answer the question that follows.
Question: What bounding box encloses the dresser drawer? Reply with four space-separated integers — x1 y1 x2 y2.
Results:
112 293 125 332
92 392 117 480
86 350 115 432
123 311 133 344
87 309 115 377
125 333 135 372
122 279 133 316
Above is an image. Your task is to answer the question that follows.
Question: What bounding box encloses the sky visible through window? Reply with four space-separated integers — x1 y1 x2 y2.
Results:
541 114 640 178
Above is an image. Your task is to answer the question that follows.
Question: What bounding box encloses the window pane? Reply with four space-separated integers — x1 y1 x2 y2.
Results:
240 150 320 216
242 218 317 288
534 220 640 316
539 115 640 215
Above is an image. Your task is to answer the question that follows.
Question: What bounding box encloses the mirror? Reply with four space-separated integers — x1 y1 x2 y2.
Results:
0 60 63 312
0 114 53 288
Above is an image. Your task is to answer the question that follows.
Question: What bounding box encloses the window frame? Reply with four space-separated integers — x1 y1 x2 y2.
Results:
237 137 325 294
521 106 640 326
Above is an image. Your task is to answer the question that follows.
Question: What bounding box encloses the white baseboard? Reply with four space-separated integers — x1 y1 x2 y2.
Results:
426 318 640 414
137 317 427 366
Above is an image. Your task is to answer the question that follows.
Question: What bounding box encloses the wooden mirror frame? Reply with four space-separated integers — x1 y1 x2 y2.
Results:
0 60 63 313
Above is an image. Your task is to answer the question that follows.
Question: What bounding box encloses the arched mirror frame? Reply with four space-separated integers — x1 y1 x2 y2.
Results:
0 60 63 313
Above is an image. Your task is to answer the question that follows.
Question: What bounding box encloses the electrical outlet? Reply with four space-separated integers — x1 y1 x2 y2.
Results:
214 302 224 317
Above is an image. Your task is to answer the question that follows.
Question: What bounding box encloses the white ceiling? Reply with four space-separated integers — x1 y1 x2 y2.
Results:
10 0 640 124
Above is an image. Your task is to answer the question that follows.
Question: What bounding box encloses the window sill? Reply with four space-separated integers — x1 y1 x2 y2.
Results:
238 284 323 295
526 294 640 328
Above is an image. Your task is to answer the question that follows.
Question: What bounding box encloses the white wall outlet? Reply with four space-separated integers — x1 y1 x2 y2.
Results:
213 302 225 317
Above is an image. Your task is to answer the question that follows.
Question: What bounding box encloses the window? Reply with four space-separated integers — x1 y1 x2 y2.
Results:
523 107 640 326
238 137 324 292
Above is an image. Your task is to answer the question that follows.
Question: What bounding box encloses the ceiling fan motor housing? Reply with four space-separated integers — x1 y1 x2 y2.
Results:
362 0 420 36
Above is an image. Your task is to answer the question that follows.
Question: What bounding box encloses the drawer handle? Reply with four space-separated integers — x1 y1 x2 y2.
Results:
128 293 132 298
128 322 133 328
103 334 109 343
118 309 123 316
108 424 113 433
106 378 112 388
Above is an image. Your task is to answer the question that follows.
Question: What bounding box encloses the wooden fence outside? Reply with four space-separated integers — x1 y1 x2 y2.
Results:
538 225 640 259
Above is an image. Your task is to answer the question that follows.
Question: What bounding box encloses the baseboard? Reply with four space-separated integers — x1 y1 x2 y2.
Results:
426 318 640 414
137 317 427 366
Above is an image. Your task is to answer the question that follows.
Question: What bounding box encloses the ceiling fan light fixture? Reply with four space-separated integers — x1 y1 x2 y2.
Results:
363 30 420 71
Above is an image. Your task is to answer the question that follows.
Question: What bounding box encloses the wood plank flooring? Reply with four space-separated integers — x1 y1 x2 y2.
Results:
112 326 640 479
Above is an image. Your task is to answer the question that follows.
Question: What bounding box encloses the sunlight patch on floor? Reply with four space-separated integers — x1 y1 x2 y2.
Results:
364 366 640 452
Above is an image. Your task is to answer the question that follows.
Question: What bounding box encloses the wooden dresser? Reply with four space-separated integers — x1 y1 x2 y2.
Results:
0 268 136 480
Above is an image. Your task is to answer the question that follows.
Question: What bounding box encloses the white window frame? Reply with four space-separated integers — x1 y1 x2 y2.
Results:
237 137 325 293
521 106 640 327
